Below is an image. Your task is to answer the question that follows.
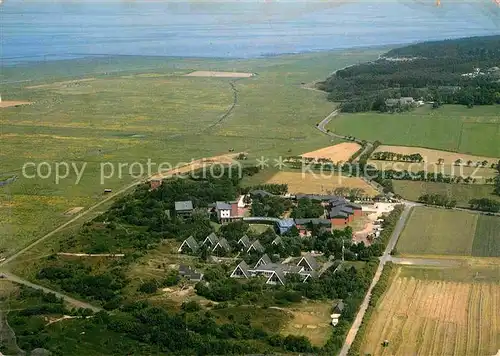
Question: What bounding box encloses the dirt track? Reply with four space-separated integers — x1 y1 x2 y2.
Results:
0 272 101 312
0 101 32 108
184 71 254 78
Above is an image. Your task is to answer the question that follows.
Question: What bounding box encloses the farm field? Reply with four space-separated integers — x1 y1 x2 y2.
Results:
360 265 500 356
301 142 361 163
392 180 500 207
368 161 497 184
243 169 378 197
372 145 498 166
0 49 382 257
369 145 499 183
397 206 500 257
328 105 500 157
472 215 500 257
397 206 478 256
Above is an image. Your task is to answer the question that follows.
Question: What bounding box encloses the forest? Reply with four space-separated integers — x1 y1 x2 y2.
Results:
317 35 500 112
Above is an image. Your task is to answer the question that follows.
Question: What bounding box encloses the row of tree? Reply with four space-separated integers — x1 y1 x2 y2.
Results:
469 198 500 213
418 194 457 208
372 151 424 163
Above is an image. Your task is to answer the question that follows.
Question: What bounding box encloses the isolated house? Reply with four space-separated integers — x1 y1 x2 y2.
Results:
333 300 345 314
214 201 240 223
149 179 162 190
297 255 319 272
230 261 250 278
202 232 219 248
175 201 194 217
179 264 204 281
237 235 251 250
331 300 344 326
247 240 265 254
178 236 199 254
212 238 231 255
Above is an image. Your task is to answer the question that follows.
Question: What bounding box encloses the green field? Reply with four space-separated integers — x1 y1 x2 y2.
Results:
398 206 500 257
328 105 500 157
393 180 500 207
0 49 382 257
397 206 478 256
472 215 500 257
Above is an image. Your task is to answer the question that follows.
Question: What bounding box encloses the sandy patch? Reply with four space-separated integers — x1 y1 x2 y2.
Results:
64 207 84 216
0 101 32 108
281 301 333 347
149 152 244 180
26 78 96 89
302 142 361 163
353 222 374 245
264 171 378 197
184 71 254 78
372 145 498 165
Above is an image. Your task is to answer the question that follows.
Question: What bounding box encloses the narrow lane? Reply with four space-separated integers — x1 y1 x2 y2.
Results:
338 204 413 356
0 272 102 312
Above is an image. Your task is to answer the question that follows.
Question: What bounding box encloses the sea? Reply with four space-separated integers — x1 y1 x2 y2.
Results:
1 0 500 65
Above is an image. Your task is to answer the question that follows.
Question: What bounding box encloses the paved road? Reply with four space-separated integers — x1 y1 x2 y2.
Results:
338 203 413 356
0 272 102 312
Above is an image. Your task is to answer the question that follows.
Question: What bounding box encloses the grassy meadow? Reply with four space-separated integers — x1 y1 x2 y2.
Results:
328 105 500 158
0 49 382 258
397 206 478 256
392 180 500 208
472 215 500 258
397 206 500 257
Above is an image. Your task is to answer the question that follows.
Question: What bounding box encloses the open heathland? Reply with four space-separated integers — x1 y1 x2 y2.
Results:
397 206 478 256
360 265 500 356
327 105 500 158
0 49 382 256
301 143 361 163
184 71 254 78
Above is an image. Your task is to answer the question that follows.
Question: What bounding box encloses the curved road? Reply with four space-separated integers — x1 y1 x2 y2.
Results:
315 109 374 159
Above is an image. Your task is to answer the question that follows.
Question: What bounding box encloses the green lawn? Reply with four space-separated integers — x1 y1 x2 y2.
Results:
0 49 382 257
472 215 500 257
397 206 478 256
328 105 500 158
392 180 500 207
